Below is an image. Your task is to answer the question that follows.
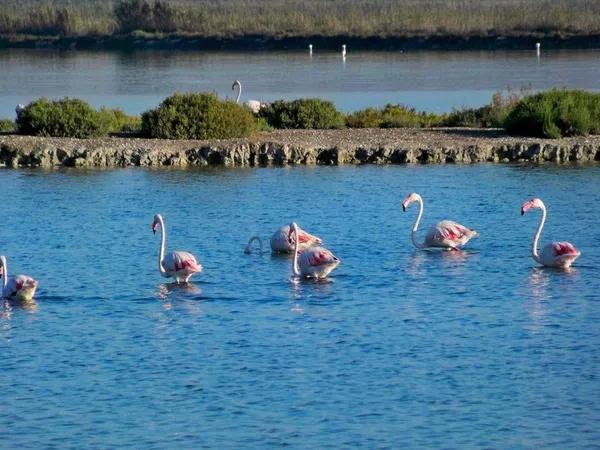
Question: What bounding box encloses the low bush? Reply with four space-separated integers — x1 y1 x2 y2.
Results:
445 89 523 128
346 104 444 128
345 107 382 128
99 108 142 134
141 92 256 139
0 118 15 132
16 97 108 138
504 89 600 138
260 99 345 129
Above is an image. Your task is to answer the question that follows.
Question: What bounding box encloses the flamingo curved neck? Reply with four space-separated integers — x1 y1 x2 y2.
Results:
292 230 301 276
234 82 241 103
157 216 168 276
1 257 7 291
410 196 426 249
245 236 263 254
531 205 546 263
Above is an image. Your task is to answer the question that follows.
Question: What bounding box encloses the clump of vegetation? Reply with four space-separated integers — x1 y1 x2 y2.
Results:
0 118 15 132
260 99 345 129
113 0 176 33
504 89 600 138
16 97 109 138
141 92 256 139
345 107 383 128
346 104 444 128
445 89 525 128
99 108 142 134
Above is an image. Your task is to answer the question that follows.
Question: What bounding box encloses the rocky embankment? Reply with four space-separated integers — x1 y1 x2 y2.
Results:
1 128 599 168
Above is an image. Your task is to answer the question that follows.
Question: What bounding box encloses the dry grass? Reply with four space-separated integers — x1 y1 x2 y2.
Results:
0 0 599 38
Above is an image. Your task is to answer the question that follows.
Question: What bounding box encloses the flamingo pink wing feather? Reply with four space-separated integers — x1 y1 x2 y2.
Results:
553 242 578 256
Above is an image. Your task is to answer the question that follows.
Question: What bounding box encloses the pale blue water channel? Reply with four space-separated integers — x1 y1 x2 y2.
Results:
1 164 599 448
0 49 600 117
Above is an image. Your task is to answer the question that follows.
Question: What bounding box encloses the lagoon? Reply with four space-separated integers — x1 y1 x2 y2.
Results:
1 165 599 448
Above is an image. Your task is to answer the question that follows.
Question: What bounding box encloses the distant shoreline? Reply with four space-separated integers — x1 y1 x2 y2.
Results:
2 34 600 51
1 129 599 168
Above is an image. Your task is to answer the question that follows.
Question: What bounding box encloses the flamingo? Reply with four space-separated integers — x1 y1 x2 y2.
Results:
270 224 322 254
521 198 581 268
152 214 202 283
244 236 264 254
402 192 478 250
0 256 38 301
289 222 340 278
232 80 265 114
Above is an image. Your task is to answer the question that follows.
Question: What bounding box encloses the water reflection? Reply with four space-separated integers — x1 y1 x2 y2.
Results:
0 298 38 319
156 282 203 312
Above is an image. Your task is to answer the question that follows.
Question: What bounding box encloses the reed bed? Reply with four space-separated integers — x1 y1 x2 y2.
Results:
0 0 599 38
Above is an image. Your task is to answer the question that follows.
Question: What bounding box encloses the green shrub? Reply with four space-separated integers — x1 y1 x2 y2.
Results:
16 97 108 138
505 89 600 138
345 107 382 128
0 118 15 133
141 92 256 139
261 99 345 129
445 89 523 128
99 108 142 134
347 104 443 128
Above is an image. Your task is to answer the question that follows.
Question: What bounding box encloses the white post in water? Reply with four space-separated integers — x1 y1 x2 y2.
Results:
536 42 541 57
309 44 313 55
342 44 347 58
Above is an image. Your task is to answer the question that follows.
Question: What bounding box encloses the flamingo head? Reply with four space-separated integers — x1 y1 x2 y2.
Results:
521 198 544 215
0 255 5 278
152 214 162 234
232 80 240 90
402 192 419 211
287 222 299 244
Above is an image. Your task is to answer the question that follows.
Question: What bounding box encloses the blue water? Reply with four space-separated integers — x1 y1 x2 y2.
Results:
1 165 599 449
1 49 600 117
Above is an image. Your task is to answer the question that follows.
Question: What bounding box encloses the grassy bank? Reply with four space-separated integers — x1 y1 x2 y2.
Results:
0 0 599 45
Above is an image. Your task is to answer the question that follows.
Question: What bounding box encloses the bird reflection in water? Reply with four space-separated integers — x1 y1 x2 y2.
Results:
156 282 203 313
1 297 38 319
289 275 334 313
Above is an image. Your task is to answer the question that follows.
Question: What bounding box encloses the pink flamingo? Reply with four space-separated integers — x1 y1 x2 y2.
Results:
289 222 340 278
152 214 203 283
0 256 38 301
521 198 581 269
402 192 478 250
245 224 322 254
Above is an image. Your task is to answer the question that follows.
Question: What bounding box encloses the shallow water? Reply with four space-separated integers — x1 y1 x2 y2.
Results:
1 165 599 448
1 49 600 116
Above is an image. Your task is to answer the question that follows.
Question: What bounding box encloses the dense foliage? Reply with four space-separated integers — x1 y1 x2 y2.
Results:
141 92 256 139
505 90 600 138
346 104 443 128
445 90 523 128
0 118 15 132
260 99 345 129
16 97 109 138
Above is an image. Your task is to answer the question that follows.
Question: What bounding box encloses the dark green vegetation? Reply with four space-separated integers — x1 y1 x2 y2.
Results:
505 90 600 138
0 0 599 42
0 118 15 132
141 93 256 139
346 104 443 128
15 98 141 138
11 89 600 139
260 99 345 130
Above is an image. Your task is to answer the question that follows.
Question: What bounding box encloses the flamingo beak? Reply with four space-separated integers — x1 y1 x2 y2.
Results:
402 202 407 212
520 208 525 216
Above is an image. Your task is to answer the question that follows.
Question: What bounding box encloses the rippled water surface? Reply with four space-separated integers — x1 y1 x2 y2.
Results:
1 165 599 449
1 49 600 116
